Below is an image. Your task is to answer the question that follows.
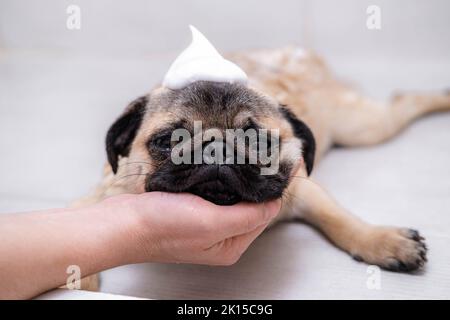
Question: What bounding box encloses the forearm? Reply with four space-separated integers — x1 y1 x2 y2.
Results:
0 192 280 299
0 200 135 299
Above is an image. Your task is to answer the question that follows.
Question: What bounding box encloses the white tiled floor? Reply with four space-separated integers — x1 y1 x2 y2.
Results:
1 51 449 299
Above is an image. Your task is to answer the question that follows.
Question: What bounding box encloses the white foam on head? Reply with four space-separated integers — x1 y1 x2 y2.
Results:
163 26 248 90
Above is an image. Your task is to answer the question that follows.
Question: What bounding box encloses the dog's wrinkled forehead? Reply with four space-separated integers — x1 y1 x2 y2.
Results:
150 81 277 126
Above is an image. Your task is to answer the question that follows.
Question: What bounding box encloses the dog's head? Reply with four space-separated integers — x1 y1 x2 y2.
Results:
106 81 315 205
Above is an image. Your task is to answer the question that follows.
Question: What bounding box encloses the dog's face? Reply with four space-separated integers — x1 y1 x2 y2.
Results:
106 81 315 205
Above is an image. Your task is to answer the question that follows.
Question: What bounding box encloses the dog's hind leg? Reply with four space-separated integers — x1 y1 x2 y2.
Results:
330 91 450 147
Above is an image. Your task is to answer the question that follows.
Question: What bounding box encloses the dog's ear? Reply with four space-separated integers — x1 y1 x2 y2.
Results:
106 96 148 173
279 105 316 175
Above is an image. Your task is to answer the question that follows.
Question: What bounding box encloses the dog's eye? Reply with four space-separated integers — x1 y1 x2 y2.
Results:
242 119 259 132
151 134 172 152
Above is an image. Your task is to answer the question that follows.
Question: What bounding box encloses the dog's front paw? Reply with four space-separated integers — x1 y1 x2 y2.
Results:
352 227 427 272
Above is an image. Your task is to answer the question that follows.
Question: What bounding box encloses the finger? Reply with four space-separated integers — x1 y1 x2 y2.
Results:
208 223 269 266
232 223 269 252
210 199 281 239
143 192 280 238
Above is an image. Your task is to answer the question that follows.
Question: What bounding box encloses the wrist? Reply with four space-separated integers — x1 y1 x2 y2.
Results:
95 194 154 265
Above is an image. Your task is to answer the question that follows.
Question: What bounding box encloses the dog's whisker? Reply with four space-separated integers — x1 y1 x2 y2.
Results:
282 189 298 202
289 175 324 188
116 173 150 180
118 161 153 167
107 173 150 189
290 175 308 180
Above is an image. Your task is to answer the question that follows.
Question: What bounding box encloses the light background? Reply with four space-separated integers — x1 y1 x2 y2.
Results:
1 0 449 60
1 1 449 299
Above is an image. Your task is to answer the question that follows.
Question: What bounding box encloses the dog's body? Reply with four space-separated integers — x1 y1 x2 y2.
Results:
73 47 450 291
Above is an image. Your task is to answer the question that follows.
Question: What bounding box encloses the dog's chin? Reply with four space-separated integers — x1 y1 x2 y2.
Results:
145 164 290 206
187 180 242 206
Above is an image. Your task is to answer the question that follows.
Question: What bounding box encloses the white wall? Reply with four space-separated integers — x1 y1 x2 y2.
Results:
0 0 305 55
308 0 450 61
1 0 449 61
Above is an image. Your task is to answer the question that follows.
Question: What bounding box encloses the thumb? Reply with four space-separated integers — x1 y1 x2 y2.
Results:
212 199 281 238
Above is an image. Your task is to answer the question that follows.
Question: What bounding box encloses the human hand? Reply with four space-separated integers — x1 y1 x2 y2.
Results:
102 192 281 266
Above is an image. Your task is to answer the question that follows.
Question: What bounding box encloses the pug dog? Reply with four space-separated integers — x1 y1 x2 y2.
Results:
72 27 450 291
